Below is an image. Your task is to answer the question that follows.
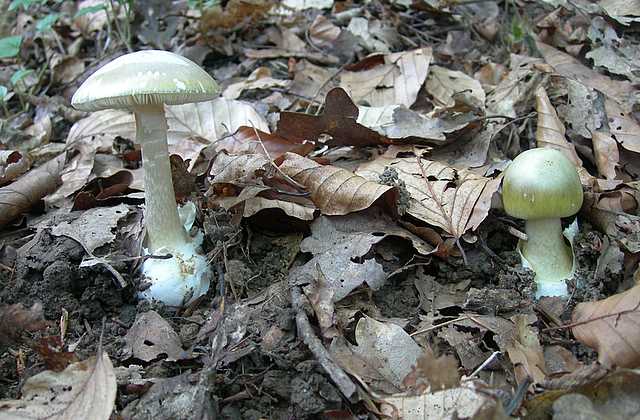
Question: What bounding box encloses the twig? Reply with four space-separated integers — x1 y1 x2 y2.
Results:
290 284 357 399
542 302 640 333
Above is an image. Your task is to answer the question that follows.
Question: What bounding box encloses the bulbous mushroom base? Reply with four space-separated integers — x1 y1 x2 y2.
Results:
138 238 211 307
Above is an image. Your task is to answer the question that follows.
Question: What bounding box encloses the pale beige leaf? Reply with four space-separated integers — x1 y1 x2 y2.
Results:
0 351 116 420
535 85 582 165
66 109 135 147
279 153 395 216
537 41 636 111
356 155 500 238
73 0 110 33
243 197 315 220
599 0 640 25
209 152 271 185
222 67 290 100
604 98 640 154
340 48 432 107
592 131 619 180
426 65 485 110
572 285 640 368
380 386 505 420
308 15 341 48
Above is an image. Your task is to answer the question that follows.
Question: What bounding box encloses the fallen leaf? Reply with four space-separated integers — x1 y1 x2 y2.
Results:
329 317 425 393
222 67 290 100
572 285 640 368
51 203 130 254
0 302 47 346
604 98 640 154
340 48 433 107
486 54 543 118
214 126 314 159
402 348 461 391
561 79 607 139
279 152 397 215
276 88 391 147
122 311 188 362
356 152 501 238
0 153 66 227
0 350 117 420
599 0 640 25
380 385 506 420
535 85 582 165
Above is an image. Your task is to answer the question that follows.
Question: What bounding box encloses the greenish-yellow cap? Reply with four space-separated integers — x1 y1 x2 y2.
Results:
502 148 583 219
72 50 219 111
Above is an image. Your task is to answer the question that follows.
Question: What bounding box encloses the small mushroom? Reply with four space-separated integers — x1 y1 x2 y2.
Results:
72 50 219 306
502 148 583 298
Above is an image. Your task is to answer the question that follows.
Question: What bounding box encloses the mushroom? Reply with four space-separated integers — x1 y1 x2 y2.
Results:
72 50 219 306
502 148 583 298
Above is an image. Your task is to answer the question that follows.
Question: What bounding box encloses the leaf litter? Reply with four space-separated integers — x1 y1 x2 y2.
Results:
0 0 640 418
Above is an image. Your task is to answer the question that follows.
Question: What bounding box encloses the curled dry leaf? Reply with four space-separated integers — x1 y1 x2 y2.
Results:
425 65 486 111
0 350 117 420
278 152 397 216
222 67 290 99
0 150 30 186
122 311 188 362
486 54 543 118
356 153 500 238
506 315 546 385
340 47 433 108
215 126 314 159
535 85 582 166
572 285 640 368
0 153 66 227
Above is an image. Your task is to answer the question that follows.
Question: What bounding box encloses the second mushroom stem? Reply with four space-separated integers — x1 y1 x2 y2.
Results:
134 104 187 252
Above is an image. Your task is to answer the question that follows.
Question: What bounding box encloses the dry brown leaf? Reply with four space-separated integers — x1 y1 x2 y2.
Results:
356 153 500 238
0 350 117 420
592 131 619 180
486 54 543 118
214 126 315 158
535 85 582 165
537 41 636 111
604 98 640 154
0 150 30 186
278 152 396 216
0 303 47 346
402 348 460 392
73 0 110 33
308 15 341 48
572 285 640 368
209 152 272 186
243 196 316 220
340 48 432 107
506 315 546 385
0 153 66 227
277 88 391 147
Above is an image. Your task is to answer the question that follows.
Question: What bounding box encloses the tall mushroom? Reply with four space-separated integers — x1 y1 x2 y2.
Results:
72 50 219 306
502 148 583 298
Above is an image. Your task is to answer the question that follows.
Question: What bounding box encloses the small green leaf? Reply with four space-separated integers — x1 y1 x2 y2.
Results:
74 4 106 17
36 13 59 32
10 69 34 86
0 85 8 101
0 36 22 59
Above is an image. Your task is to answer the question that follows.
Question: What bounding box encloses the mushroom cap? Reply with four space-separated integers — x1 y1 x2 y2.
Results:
502 148 583 220
72 50 219 111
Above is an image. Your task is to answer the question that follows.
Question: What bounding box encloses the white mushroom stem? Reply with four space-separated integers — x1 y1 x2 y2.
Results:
522 218 573 297
134 104 187 251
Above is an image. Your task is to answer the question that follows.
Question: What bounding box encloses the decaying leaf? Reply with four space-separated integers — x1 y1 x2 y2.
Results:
0 302 47 346
486 54 543 118
0 350 117 420
0 153 66 227
222 67 290 99
604 98 640 154
402 348 461 392
279 152 397 216
535 85 581 165
572 285 640 368
592 131 619 180
122 311 188 362
356 152 500 238
214 126 315 158
339 48 432 107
